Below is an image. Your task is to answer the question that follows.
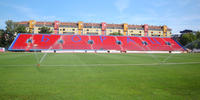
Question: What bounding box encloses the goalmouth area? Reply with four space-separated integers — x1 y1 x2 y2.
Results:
0 52 200 100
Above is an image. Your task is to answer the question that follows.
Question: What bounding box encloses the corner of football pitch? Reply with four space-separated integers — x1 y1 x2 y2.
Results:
0 52 200 100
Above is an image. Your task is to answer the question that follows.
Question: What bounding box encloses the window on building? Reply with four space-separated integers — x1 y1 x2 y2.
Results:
87 33 98 35
131 34 141 36
63 29 65 31
139 31 142 33
72 29 75 31
87 29 89 31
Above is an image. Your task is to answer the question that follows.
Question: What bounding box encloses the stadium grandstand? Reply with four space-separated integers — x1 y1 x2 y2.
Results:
9 20 185 53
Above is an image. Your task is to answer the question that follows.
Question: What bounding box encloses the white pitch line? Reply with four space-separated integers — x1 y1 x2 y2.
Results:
0 62 200 67
0 64 36 66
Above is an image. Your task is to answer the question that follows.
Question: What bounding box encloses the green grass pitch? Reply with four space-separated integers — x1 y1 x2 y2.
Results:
0 52 200 100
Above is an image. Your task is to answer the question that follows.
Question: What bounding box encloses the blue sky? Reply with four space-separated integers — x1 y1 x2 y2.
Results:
0 0 200 34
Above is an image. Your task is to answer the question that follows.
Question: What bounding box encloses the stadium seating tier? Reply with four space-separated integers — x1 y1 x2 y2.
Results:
9 34 184 51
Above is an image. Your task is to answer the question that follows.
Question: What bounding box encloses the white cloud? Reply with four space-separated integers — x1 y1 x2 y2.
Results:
177 0 190 6
114 0 130 13
114 12 200 34
0 2 37 18
0 2 59 28
0 2 60 29
151 0 169 7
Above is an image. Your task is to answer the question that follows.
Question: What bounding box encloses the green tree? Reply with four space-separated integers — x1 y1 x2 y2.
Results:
0 20 27 48
196 31 200 40
0 29 6 47
180 33 197 49
195 31 200 49
16 24 27 33
180 33 196 45
39 26 53 34
4 20 17 48
5 20 18 34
